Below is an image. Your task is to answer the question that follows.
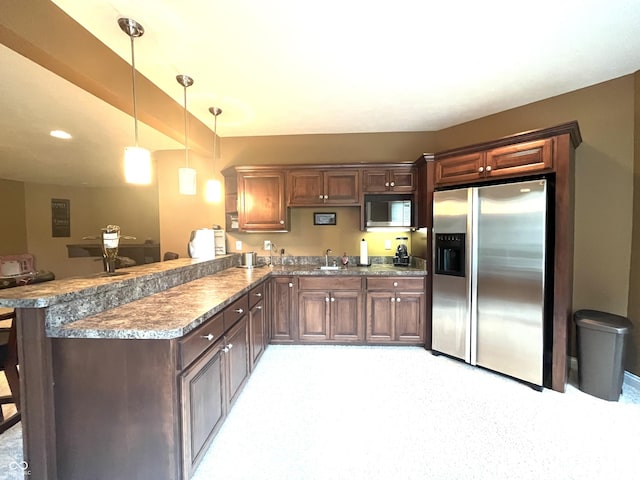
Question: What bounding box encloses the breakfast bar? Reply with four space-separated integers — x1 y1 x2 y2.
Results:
0 255 426 480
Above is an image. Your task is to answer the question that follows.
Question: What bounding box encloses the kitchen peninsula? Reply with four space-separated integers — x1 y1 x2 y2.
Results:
0 255 426 480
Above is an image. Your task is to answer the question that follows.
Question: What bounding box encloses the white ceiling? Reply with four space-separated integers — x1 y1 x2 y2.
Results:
51 0 640 138
2 1 639 187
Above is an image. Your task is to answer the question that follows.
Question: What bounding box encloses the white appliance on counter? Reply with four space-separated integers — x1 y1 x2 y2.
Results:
188 229 226 258
432 179 550 389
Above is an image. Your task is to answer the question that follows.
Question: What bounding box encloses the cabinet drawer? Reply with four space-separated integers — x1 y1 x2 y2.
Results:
366 277 425 291
178 313 224 370
224 296 249 330
298 276 362 291
249 282 265 308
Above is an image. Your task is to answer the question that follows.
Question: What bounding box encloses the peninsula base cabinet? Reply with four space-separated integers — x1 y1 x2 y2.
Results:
50 297 253 480
366 277 425 344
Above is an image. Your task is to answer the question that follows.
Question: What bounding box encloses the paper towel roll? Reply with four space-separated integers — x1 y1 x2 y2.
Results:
360 238 368 265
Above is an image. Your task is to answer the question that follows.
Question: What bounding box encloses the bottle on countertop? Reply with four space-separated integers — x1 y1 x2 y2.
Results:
341 252 349 267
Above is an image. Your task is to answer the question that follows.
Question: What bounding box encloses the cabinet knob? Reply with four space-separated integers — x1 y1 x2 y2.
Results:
390 182 395 187
396 297 401 302
391 297 396 302
330 297 335 302
393 281 398 287
478 166 484 173
223 346 229 353
288 282 293 288
234 308 244 314
280 220 285 224
318 195 324 199
485 165 492 172
324 195 328 200
227 343 233 350
325 297 330 302
256 305 263 310
254 292 262 297
385 182 390 187
200 333 214 341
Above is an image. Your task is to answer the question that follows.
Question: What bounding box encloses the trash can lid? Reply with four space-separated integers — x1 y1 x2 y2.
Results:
574 309 632 334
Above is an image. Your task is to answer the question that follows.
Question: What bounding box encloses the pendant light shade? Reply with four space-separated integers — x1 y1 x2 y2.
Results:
205 106 223 203
119 17 152 185
177 74 196 195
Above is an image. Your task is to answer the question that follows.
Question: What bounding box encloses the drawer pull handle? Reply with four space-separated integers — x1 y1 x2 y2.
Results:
234 308 244 314
201 333 214 341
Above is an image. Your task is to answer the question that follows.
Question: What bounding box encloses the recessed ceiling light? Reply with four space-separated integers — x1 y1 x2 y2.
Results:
50 130 72 139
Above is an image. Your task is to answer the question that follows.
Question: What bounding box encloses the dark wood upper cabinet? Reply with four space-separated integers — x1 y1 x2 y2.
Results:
237 170 288 231
435 138 554 187
362 167 416 193
287 169 360 206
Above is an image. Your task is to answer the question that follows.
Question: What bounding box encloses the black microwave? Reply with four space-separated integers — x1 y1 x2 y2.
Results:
364 194 413 228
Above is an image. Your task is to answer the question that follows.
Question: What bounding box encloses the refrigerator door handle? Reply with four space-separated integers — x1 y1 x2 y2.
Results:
467 188 478 366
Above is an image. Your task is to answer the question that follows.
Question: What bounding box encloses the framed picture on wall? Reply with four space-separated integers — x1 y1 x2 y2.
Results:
313 212 336 225
51 198 70 237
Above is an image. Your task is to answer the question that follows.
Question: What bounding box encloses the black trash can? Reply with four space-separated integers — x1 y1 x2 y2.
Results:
574 309 632 401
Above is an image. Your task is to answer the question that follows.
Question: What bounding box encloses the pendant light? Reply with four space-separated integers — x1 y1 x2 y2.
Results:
118 17 152 184
177 74 196 195
205 106 223 203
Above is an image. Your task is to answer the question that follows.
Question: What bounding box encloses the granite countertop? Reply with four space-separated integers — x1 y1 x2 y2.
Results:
1 257 426 340
56 266 272 340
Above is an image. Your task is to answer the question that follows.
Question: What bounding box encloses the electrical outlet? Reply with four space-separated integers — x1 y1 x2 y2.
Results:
235 240 242 251
263 240 271 251
384 239 392 250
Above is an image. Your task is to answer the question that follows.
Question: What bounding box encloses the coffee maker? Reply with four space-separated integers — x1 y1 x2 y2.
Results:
393 236 410 266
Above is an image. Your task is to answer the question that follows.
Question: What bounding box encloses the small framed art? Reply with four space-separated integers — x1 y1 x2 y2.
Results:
313 212 336 225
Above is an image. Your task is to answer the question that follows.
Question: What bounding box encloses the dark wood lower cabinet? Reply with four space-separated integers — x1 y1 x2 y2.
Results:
225 317 250 408
297 277 363 343
366 277 425 344
270 276 297 342
181 337 226 480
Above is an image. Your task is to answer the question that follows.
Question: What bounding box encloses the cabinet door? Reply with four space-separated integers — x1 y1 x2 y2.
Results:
362 169 389 193
238 171 287 231
287 170 324 205
180 339 226 479
324 170 360 204
249 300 265 371
394 292 424 343
485 138 553 179
389 168 416 192
271 277 297 342
366 291 394 342
225 317 250 408
435 152 484 186
331 290 363 341
298 291 330 341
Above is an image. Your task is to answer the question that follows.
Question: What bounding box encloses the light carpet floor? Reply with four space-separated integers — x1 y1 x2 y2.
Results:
1 345 639 480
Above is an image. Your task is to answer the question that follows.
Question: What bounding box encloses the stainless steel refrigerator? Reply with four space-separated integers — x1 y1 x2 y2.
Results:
432 179 549 388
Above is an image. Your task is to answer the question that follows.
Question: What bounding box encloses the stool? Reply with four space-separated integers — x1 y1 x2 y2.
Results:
0 310 20 433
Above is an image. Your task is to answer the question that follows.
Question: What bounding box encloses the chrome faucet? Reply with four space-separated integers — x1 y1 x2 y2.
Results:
325 248 332 267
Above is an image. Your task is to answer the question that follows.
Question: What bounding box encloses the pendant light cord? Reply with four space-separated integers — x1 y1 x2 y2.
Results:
130 35 140 147
183 84 189 168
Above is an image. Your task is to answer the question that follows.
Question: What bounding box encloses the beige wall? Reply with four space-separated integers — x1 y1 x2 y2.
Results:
157 149 224 258
628 71 640 374
21 182 160 279
0 179 27 255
